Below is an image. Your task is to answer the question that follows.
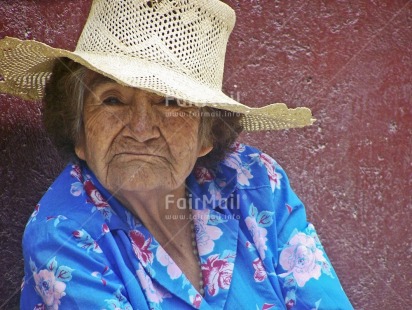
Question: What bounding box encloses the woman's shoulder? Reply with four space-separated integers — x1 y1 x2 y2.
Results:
221 142 288 190
24 163 108 239
220 143 305 229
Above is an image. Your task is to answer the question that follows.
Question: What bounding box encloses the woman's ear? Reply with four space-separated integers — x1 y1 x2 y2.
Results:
74 133 86 160
197 111 213 157
74 144 86 160
198 144 213 157
198 135 213 157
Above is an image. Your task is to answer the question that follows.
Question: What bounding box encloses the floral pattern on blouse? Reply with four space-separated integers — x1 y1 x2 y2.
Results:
279 224 332 287
245 204 274 260
30 257 73 310
21 144 353 309
193 209 223 256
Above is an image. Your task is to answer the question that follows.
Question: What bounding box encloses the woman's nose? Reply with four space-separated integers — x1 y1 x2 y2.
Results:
126 97 161 142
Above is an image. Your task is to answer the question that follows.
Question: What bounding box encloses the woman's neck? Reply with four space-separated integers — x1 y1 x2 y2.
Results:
113 184 204 294
115 184 193 254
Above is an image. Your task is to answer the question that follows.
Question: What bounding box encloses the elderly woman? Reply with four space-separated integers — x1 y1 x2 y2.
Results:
0 0 353 309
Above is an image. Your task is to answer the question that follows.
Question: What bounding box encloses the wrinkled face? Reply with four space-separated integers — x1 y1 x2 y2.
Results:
75 71 212 198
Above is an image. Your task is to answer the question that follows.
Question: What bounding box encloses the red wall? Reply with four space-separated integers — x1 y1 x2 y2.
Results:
1 1 411 308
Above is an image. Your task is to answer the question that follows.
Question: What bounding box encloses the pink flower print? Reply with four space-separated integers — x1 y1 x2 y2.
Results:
279 232 328 287
33 269 66 310
70 181 84 197
224 154 253 186
245 241 254 251
237 166 252 186
103 288 133 309
245 216 268 259
201 254 234 296
102 223 110 234
91 266 111 286
208 181 225 201
232 142 245 153
286 299 296 310
194 166 214 184
70 164 82 181
258 153 282 192
190 293 203 308
30 257 73 310
84 180 109 208
136 267 171 304
72 229 102 253
156 246 182 279
245 204 273 260
253 258 267 282
193 209 223 256
84 179 113 220
129 230 154 266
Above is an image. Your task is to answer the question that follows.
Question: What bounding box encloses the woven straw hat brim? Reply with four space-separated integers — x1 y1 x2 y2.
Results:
0 37 315 131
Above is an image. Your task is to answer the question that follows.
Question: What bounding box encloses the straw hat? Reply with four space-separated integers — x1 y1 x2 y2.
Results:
0 0 314 131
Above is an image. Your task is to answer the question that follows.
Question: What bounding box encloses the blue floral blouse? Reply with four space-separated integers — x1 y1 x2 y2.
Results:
21 143 353 309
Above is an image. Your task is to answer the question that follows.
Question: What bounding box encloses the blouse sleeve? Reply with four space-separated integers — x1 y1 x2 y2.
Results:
21 217 134 310
268 156 354 310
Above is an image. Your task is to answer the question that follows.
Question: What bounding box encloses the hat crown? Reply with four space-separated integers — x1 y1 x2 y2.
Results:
75 0 236 90
0 0 314 130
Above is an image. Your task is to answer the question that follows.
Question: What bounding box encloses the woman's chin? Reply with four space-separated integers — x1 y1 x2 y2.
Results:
104 169 177 197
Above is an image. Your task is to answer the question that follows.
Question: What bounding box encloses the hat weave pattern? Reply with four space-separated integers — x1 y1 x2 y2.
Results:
0 0 314 131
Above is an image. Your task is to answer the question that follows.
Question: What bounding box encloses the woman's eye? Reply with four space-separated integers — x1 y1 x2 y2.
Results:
102 96 123 106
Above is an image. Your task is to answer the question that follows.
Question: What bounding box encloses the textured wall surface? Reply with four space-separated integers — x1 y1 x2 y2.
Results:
0 0 411 308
